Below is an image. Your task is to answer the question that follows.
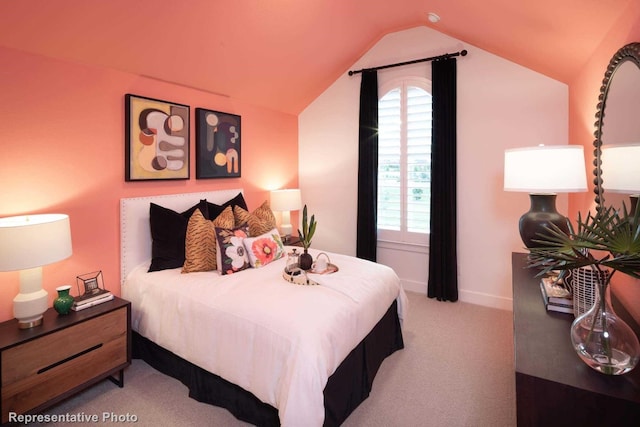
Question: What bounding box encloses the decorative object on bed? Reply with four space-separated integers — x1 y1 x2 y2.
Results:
233 200 277 236
0 213 73 329
297 204 317 270
527 204 640 375
242 228 285 268
148 200 208 272
285 248 300 272
125 94 189 181
148 193 248 273
195 108 241 179
270 189 302 243
182 206 235 273
282 266 319 286
215 225 251 274
503 144 588 248
310 252 338 274
53 285 74 315
120 190 406 426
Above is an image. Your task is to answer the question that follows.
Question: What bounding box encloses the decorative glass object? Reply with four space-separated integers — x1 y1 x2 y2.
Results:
285 248 300 273
570 278 640 375
53 285 74 315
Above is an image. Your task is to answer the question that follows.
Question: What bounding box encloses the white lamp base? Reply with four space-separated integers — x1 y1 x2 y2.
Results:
280 211 293 242
13 267 49 329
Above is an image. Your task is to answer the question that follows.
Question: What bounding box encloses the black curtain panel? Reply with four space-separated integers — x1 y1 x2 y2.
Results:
428 58 458 302
356 70 379 261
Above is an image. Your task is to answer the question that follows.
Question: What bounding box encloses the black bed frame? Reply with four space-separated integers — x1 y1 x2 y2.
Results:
132 300 404 426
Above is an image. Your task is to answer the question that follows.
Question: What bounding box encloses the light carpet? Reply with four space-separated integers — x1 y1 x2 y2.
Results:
36 291 516 426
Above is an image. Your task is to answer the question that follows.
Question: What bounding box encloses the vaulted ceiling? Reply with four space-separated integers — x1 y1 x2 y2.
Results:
0 0 634 114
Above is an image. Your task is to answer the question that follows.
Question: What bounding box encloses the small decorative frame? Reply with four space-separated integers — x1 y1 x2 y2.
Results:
125 94 190 181
195 108 241 179
75 270 107 298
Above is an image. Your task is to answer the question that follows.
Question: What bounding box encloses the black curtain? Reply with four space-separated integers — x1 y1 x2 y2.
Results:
356 70 379 261
428 58 458 301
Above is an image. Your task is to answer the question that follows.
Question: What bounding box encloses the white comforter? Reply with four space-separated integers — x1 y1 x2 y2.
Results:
123 248 407 427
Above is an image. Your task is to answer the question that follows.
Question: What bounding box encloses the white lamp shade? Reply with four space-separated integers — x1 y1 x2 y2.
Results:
504 145 587 193
270 189 302 212
601 144 640 194
0 213 73 271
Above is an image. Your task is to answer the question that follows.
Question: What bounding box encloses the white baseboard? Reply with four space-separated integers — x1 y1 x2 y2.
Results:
400 278 428 294
458 289 513 311
401 279 513 311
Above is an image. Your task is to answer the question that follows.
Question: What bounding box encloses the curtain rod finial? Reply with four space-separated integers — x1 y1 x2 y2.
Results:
461 50 468 56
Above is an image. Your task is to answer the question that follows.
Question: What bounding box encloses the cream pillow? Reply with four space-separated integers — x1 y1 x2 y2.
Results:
243 228 284 268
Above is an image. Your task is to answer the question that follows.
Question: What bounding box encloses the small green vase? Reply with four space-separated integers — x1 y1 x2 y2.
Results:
53 285 74 315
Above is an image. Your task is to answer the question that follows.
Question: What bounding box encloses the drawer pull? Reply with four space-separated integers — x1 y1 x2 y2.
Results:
37 343 103 374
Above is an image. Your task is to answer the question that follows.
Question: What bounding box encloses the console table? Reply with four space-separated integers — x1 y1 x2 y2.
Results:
512 252 640 426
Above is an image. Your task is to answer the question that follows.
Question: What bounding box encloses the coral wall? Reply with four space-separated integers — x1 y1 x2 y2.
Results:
0 47 298 322
568 2 640 217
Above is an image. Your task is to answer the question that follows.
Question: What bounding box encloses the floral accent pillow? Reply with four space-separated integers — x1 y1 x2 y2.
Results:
215 225 251 275
242 228 285 268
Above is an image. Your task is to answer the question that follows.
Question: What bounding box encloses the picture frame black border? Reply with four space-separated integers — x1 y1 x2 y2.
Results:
125 93 190 182
195 107 242 179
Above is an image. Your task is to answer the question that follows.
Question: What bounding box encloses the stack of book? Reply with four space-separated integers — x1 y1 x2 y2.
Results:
539 276 574 314
71 289 113 311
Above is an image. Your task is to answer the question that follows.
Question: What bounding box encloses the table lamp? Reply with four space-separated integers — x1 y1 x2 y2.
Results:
0 214 73 328
601 143 640 215
270 189 302 242
504 145 587 248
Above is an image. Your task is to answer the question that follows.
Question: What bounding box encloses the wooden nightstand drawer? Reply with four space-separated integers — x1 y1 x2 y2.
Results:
0 298 130 424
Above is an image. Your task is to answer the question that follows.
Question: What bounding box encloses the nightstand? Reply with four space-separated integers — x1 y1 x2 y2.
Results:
0 297 131 424
284 236 303 247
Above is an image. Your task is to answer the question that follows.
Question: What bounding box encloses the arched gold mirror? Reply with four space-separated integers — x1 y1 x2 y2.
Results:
593 42 640 209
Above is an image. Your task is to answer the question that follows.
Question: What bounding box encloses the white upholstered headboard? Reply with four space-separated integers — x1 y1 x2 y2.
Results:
120 189 243 284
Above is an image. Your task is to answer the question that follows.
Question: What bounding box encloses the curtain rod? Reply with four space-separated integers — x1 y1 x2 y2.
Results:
348 49 467 76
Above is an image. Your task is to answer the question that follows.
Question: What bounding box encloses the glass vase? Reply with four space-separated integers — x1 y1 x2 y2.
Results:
570 279 640 375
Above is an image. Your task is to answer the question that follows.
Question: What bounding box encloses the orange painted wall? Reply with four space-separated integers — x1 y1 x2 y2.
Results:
0 47 298 322
568 2 640 218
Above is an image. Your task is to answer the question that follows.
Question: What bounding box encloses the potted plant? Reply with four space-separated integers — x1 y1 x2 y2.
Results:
297 205 317 270
527 203 640 375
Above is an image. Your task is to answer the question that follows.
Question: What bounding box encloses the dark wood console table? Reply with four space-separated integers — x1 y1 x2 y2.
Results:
512 252 640 426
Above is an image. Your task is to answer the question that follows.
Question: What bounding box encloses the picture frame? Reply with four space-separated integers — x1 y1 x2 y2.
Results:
195 108 241 179
125 94 190 181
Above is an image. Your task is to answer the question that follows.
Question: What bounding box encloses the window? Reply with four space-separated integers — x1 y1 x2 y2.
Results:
377 78 431 245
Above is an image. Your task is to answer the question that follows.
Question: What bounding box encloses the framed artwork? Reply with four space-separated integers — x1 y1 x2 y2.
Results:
125 94 190 181
195 108 241 179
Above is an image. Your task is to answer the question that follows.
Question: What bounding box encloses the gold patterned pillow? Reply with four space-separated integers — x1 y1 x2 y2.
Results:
233 200 277 236
182 206 235 273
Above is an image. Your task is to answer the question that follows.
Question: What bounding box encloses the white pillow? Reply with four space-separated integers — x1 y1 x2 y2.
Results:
242 228 285 268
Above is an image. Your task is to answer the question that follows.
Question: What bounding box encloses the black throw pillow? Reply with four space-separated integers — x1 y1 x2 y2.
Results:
148 200 209 272
207 192 248 220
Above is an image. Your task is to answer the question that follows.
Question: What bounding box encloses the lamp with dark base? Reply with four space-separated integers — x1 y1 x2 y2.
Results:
519 194 570 248
504 145 587 249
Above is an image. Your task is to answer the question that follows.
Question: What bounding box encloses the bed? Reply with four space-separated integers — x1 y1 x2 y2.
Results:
120 189 407 426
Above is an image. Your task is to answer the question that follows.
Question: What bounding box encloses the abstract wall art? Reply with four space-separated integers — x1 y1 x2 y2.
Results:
195 108 241 179
125 94 190 181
